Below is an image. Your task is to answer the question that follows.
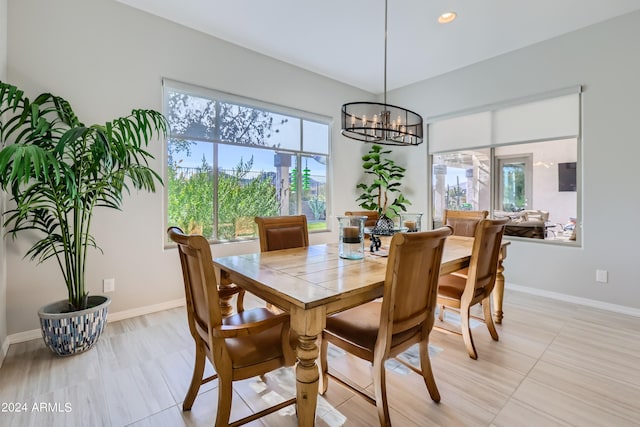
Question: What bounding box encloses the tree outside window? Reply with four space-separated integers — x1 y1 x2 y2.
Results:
164 83 329 242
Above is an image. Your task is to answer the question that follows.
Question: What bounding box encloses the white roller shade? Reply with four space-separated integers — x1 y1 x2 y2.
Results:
428 111 491 153
493 94 580 145
428 88 581 153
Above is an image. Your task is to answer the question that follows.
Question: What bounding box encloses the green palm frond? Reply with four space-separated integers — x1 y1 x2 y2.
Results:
0 80 167 310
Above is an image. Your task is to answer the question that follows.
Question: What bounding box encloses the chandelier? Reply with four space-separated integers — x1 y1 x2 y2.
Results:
341 0 424 146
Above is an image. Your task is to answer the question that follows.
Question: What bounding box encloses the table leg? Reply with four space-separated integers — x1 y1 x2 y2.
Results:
296 334 320 426
290 306 325 427
493 247 507 324
218 271 236 317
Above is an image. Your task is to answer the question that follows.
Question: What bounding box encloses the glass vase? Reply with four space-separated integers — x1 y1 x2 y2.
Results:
399 213 423 232
337 216 367 259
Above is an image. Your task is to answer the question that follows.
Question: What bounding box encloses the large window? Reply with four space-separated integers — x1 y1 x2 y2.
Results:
164 80 330 243
432 149 491 216
429 89 581 244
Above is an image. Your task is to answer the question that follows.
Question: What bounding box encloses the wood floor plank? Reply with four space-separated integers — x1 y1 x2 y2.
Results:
492 398 574 427
541 321 640 387
510 375 639 427
156 348 217 406
127 405 188 427
102 360 177 426
2 289 639 426
179 386 258 427
521 360 640 425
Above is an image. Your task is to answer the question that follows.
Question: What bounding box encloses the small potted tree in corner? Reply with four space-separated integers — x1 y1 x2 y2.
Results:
356 144 411 234
0 81 167 356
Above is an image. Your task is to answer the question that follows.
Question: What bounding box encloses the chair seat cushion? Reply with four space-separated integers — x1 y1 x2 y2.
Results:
437 274 467 300
325 302 419 352
191 308 286 369
325 302 381 350
438 274 486 301
223 307 275 326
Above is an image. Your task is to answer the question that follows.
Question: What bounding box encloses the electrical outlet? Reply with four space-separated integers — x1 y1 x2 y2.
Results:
595 269 608 283
103 278 115 292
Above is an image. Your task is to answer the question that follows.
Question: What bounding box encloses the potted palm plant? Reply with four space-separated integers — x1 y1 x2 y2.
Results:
356 144 411 234
0 81 167 355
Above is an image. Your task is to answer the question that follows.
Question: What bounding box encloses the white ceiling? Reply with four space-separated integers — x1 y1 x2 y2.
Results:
116 0 640 94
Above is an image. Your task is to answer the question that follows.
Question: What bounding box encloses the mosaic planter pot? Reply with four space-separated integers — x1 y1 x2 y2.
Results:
38 295 111 356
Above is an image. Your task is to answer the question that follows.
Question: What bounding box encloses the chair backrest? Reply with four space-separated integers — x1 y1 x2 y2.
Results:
464 218 509 300
443 209 489 237
379 227 452 339
255 215 309 252
344 210 379 228
167 227 222 341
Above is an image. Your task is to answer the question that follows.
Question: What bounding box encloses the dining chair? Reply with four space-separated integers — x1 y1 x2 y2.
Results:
169 228 245 315
255 214 309 252
167 227 296 427
345 210 380 239
442 209 490 279
344 210 379 228
254 215 309 312
443 209 489 237
435 217 509 359
320 227 453 427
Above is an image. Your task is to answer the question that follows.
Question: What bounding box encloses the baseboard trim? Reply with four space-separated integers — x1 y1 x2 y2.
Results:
5 298 187 347
506 283 640 318
0 336 9 368
7 328 41 345
105 298 185 323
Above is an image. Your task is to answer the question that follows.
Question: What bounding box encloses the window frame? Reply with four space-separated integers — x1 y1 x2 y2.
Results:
495 153 533 212
427 87 582 246
162 79 332 246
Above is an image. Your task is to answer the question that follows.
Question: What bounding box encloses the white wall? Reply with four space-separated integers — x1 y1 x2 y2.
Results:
0 0 8 355
5 0 373 334
8 0 639 336
391 11 640 308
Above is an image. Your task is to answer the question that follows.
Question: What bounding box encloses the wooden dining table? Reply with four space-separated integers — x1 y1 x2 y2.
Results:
213 235 509 427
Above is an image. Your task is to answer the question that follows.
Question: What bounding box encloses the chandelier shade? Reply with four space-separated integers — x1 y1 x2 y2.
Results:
340 0 424 146
341 102 423 146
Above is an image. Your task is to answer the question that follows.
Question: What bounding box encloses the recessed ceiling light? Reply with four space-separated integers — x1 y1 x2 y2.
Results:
438 12 457 24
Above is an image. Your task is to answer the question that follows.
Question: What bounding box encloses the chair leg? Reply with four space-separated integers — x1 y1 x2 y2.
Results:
319 336 329 394
419 340 440 402
461 306 478 360
372 358 391 427
483 297 499 341
214 373 233 427
183 342 206 410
